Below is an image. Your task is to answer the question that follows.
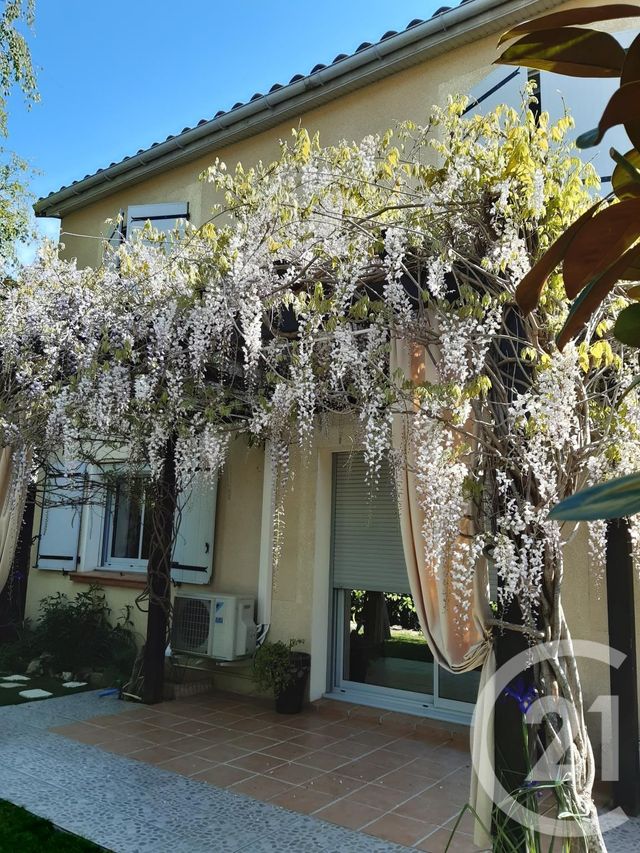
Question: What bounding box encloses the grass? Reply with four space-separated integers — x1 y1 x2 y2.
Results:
0 801 102 852
0 675 91 707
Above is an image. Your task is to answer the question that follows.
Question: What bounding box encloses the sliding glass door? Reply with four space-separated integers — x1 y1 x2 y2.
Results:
330 452 480 720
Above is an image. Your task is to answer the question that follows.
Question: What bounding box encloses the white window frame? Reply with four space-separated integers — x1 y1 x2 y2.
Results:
101 473 151 573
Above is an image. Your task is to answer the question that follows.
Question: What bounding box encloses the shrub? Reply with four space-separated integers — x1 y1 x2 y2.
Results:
253 639 307 695
0 586 139 682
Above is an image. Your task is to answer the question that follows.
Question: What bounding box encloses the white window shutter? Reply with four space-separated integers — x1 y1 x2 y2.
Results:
36 474 85 571
171 476 217 585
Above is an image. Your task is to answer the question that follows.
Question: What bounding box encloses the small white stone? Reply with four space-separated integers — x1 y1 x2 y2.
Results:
62 682 87 689
0 683 20 689
2 674 30 682
18 689 53 699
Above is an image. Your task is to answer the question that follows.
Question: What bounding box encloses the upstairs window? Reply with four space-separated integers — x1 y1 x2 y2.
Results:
126 202 189 242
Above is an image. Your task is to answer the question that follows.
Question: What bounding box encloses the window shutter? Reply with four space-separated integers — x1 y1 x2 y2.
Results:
36 474 85 571
127 202 189 242
331 452 409 594
171 476 217 585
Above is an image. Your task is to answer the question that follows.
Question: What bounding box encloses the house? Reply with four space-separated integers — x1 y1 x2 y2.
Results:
26 0 640 757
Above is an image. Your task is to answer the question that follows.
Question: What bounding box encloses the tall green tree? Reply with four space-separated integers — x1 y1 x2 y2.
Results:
0 0 37 267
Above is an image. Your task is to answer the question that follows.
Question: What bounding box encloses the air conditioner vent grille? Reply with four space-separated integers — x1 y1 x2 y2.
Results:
172 597 211 654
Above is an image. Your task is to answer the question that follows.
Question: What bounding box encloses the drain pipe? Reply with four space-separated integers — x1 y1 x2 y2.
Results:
256 441 274 644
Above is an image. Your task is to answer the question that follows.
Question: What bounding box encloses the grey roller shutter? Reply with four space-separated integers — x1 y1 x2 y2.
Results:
331 452 409 593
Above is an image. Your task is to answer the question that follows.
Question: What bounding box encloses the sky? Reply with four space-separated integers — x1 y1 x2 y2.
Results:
6 0 446 259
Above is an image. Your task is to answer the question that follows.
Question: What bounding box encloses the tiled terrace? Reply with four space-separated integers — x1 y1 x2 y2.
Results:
51 691 479 852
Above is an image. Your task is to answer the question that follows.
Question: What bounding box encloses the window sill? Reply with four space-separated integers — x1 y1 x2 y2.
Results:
68 570 147 590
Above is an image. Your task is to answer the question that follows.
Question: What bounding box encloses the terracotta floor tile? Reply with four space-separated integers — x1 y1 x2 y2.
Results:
50 723 109 745
296 750 349 772
110 720 162 737
100 735 155 755
265 761 322 786
133 727 188 747
362 812 438 846
338 757 389 783
324 739 372 759
229 752 285 774
194 742 249 763
130 745 183 765
346 783 412 812
303 771 365 798
169 735 224 754
289 732 337 750
145 712 189 728
394 789 465 824
367 747 415 770
226 733 281 751
377 768 437 794
230 774 294 802
314 799 384 830
269 787 335 815
415 827 482 852
187 726 238 744
319 723 360 740
392 738 445 759
192 763 253 788
167 719 218 736
260 741 310 762
157 753 215 776
201 711 243 726
348 729 398 748
258 724 301 741
226 717 270 734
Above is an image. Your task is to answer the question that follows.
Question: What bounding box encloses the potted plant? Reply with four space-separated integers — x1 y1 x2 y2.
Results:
253 638 310 714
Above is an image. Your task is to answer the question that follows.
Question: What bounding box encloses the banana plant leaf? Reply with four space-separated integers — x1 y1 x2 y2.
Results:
611 148 640 200
498 5 640 46
614 302 640 346
497 27 626 77
550 473 640 520
557 242 640 350
514 200 603 314
562 197 640 297
577 81 640 150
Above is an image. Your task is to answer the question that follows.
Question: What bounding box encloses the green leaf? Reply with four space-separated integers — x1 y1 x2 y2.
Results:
614 302 640 346
496 27 626 77
611 148 640 201
550 474 640 520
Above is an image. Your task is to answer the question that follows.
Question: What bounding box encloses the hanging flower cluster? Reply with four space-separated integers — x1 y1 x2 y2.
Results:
1 93 639 626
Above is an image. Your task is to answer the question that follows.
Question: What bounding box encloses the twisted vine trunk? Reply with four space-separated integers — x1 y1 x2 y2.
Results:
538 556 606 852
142 436 177 705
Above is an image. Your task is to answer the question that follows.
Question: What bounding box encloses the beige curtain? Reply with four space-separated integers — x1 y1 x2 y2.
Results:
390 336 493 845
0 448 29 595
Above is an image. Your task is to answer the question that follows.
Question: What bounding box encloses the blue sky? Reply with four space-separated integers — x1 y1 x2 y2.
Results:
7 0 445 259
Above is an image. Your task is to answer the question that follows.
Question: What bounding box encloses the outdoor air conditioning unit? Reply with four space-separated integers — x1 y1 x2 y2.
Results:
171 593 257 661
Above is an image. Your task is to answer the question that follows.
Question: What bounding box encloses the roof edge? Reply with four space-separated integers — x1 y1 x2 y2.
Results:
35 0 563 218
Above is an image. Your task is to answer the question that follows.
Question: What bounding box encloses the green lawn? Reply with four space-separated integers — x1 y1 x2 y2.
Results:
0 675 91 707
0 801 102 852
